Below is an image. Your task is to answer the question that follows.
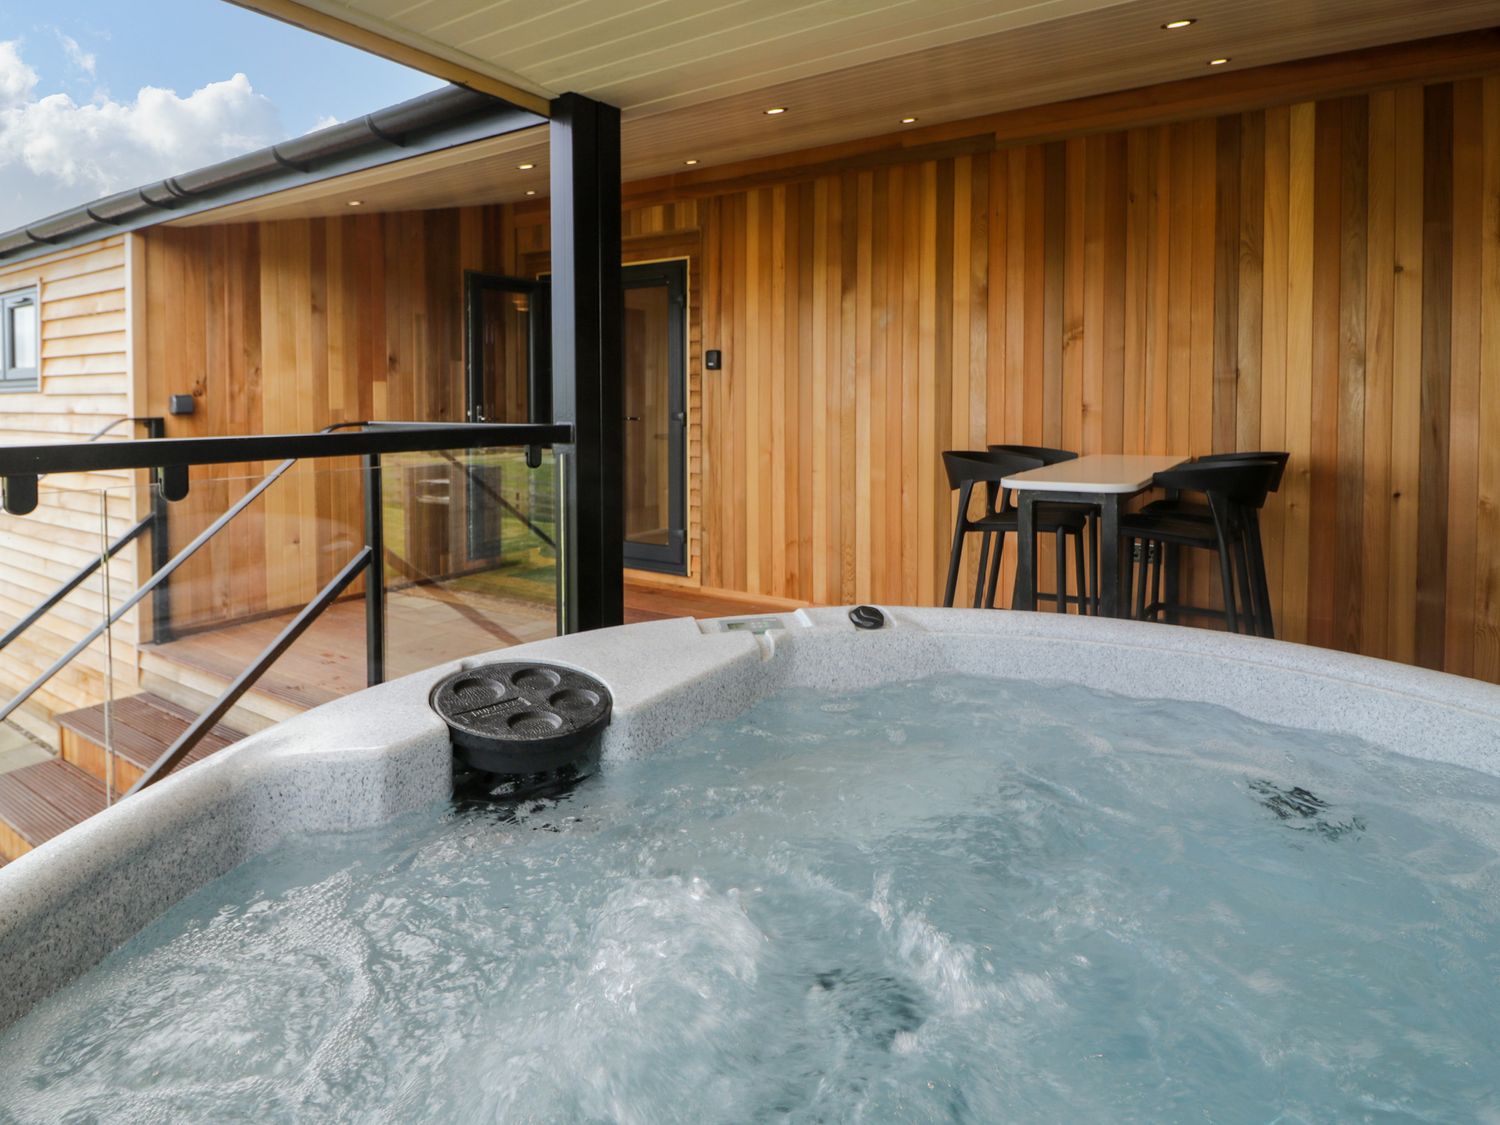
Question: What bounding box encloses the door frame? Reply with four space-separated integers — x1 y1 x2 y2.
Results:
464 260 689 576
619 258 688 575
463 270 551 425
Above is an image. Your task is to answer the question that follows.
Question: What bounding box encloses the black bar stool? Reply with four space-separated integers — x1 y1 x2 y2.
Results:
941 450 1091 613
1138 451 1287 634
1121 459 1281 637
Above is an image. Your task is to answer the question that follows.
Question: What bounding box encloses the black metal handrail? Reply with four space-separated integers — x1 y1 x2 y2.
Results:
0 417 169 653
0 513 152 655
0 422 363 725
0 421 572 790
0 422 572 512
126 547 374 795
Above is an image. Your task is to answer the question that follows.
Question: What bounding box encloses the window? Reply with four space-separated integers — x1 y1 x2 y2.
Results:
1 288 37 392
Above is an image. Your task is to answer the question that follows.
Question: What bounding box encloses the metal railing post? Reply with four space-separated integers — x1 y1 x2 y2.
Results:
143 417 173 643
363 452 386 686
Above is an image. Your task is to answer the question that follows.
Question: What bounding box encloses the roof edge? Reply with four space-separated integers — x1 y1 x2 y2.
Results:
0 84 546 266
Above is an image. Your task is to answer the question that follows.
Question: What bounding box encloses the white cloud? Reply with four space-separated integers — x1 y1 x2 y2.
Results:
307 113 340 133
0 40 285 229
56 33 95 78
0 42 38 110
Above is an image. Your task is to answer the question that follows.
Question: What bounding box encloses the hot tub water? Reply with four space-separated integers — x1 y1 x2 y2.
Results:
2 675 1498 1121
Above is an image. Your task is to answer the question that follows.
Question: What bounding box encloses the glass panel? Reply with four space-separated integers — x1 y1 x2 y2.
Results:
380 446 559 679
0 441 562 839
9 297 36 371
476 286 532 423
0 444 561 831
0 476 140 809
623 283 672 548
154 459 370 714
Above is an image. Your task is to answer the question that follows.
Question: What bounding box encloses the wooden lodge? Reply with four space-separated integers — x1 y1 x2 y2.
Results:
4 4 1500 853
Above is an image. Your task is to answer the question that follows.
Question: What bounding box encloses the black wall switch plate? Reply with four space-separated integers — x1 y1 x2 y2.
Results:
705 349 722 370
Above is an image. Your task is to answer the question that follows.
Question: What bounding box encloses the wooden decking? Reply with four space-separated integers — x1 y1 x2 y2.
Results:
0 759 105 860
621 581 805 623
144 586 552 718
56 693 246 791
144 580 800 719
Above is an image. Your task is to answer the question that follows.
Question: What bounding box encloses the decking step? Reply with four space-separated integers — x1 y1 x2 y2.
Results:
0 759 106 861
54 693 247 789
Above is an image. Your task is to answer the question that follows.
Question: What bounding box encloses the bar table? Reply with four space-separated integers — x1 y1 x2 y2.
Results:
1003 454 1183 618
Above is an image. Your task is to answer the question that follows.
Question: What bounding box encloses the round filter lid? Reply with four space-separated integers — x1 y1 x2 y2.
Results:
430 662 613 775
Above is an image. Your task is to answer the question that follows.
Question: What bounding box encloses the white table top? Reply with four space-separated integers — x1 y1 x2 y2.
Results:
1000 454 1185 494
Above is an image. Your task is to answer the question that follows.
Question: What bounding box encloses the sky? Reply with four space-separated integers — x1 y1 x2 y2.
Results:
0 0 444 231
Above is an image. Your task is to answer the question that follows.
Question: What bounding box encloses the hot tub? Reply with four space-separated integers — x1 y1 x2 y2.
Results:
2 608 1498 1119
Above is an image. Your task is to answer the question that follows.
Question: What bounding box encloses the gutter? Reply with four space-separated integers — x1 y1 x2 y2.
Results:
0 84 545 265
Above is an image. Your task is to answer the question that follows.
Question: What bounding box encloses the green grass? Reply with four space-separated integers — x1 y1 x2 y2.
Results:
380 450 559 609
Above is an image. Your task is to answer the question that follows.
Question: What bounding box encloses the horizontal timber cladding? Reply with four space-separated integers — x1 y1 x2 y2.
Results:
0 237 141 742
510 69 1500 682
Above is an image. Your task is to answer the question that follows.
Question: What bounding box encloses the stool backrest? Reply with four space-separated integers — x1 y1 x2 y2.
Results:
987 443 1078 466
1154 459 1280 511
942 449 1043 490
1192 450 1290 492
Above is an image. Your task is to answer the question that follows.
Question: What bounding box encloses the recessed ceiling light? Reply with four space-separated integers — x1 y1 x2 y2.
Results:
1162 18 1196 29
1208 56 1230 65
347 200 363 207
684 158 699 165
525 190 536 196
764 106 787 115
901 116 918 124
517 162 535 170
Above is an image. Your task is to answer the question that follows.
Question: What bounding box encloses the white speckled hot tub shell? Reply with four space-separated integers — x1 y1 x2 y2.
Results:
2 607 1499 1030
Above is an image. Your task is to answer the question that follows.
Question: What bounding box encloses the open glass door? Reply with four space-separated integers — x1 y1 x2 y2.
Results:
465 261 687 576
462 272 550 563
465 272 550 427
621 261 687 574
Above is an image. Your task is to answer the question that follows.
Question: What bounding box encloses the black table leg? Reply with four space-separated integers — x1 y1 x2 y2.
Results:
1015 491 1037 611
1099 493 1123 619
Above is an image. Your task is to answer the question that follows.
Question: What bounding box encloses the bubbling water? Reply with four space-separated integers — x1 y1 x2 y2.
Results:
2 675 1499 1122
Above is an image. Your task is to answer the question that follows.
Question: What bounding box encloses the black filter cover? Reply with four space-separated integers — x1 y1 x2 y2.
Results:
430 662 613 777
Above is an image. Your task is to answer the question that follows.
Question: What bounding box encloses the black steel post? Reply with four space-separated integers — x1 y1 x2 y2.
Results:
143 417 173 643
549 92 624 633
363 452 387 686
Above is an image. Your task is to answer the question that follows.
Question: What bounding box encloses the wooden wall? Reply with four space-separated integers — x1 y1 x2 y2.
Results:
508 68 1500 679
125 42 1500 686
139 210 517 630
0 237 141 740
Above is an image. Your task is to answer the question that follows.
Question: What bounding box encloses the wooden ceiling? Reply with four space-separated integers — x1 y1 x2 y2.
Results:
192 0 1500 225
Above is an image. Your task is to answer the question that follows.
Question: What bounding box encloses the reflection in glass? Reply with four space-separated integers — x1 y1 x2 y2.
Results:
624 283 672 547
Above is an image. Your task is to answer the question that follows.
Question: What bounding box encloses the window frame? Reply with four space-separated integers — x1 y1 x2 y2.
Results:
0 287 38 393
